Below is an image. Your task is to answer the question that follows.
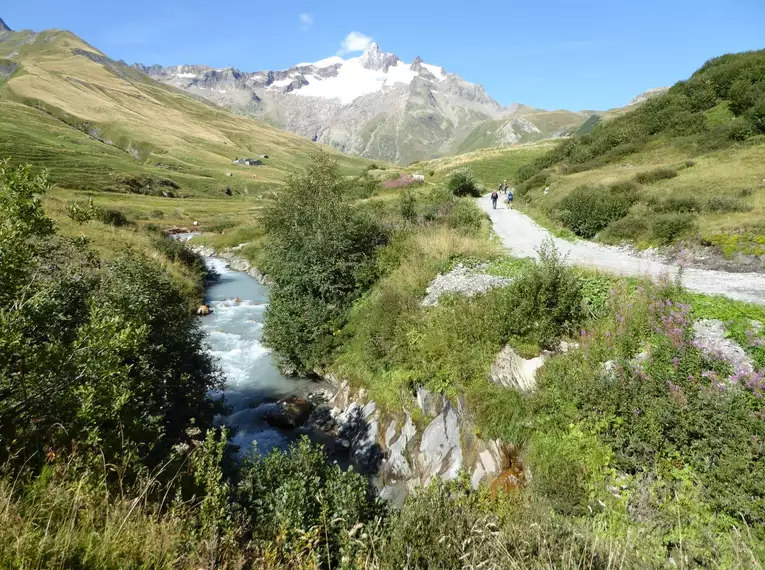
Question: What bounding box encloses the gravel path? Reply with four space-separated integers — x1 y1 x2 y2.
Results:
479 195 765 305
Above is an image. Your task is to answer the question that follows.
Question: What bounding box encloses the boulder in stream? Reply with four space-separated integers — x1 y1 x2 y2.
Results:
264 396 314 429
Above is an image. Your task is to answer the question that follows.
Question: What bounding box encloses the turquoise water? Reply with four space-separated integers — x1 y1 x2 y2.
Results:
200 256 313 456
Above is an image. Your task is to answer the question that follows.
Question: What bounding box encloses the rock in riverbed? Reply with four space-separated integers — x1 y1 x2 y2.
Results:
263 396 314 429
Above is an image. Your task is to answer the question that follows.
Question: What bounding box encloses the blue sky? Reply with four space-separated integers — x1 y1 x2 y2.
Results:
4 1 764 110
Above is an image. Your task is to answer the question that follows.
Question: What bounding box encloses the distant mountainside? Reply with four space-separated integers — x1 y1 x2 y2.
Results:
0 20 371 197
136 44 591 164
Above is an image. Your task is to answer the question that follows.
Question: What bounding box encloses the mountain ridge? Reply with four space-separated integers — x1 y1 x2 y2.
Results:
135 43 591 164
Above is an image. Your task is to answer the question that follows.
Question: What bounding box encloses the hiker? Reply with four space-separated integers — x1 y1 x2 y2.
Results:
506 187 514 208
491 190 499 209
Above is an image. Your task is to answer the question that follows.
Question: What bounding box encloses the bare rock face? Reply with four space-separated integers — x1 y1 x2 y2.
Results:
693 319 754 376
490 345 546 392
417 404 463 483
359 42 400 72
0 17 12 32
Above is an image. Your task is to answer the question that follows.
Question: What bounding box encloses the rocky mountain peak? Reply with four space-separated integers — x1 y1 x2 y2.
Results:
359 42 400 72
410 56 424 72
0 17 12 32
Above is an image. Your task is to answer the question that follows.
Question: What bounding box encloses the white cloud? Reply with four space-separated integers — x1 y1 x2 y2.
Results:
299 13 313 30
338 31 374 54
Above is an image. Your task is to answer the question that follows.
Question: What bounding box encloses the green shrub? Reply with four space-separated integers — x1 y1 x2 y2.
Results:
633 167 678 185
653 196 702 213
236 437 384 565
150 209 165 219
399 189 417 222
706 196 753 213
448 198 485 234
601 215 650 242
447 167 479 197
97 207 132 227
556 186 634 238
652 212 696 243
428 169 435 177
505 240 584 350
381 478 628 569
349 172 380 198
262 154 389 372
608 180 640 199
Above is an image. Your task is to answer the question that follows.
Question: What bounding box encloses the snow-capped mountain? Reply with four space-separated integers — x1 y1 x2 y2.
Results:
135 44 587 163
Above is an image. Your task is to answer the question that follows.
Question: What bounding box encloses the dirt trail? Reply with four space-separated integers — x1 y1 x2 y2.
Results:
479 195 765 305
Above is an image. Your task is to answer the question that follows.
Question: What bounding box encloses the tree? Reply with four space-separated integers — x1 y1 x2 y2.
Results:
262 154 389 372
447 167 480 197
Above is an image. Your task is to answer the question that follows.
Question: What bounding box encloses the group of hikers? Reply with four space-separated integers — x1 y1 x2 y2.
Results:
490 180 514 209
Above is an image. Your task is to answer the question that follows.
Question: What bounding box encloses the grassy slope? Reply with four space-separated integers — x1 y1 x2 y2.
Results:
411 143 554 188
0 27 378 263
507 51 765 256
522 140 765 243
456 109 587 154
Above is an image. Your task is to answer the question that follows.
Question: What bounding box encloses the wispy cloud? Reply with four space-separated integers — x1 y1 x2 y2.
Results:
338 31 374 54
299 13 313 31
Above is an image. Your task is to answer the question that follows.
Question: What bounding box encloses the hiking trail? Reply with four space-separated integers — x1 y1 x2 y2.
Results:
479 195 765 305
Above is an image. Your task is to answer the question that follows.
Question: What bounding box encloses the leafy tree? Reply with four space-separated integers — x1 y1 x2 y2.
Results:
447 167 480 197
0 161 220 473
262 154 389 372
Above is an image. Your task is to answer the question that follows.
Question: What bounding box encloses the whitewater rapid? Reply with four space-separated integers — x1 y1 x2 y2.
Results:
199 256 313 456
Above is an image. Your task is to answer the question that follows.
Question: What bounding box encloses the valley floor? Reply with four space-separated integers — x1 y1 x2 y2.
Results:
480 194 765 305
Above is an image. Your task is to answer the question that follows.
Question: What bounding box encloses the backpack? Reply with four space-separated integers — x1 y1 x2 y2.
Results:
507 191 514 200
491 191 498 199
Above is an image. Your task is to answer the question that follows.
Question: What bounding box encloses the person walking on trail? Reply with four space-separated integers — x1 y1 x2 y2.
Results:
506 186 514 208
491 190 499 209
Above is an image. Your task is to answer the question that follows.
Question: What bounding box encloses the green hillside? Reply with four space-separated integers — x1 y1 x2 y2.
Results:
0 28 372 201
455 109 588 154
508 50 765 261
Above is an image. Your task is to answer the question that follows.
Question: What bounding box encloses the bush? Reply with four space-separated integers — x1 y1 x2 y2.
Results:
399 189 417 222
601 215 650 242
706 196 753 213
0 162 220 472
652 212 696 243
448 198 484 234
556 186 635 238
262 154 389 372
653 196 702 213
97 207 131 227
505 240 584 350
633 167 678 185
236 437 384 566
428 169 435 177
447 167 479 197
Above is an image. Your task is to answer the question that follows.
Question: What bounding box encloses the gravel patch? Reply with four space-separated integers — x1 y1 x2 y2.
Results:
692 319 754 376
421 264 511 307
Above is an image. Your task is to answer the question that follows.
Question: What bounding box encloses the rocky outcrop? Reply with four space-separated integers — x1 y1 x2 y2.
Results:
490 345 546 392
312 378 517 504
264 396 314 429
421 264 511 307
692 319 755 376
417 403 462 483
359 43 400 72
189 243 270 284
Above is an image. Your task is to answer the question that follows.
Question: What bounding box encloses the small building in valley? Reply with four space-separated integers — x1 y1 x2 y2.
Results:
233 158 264 166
